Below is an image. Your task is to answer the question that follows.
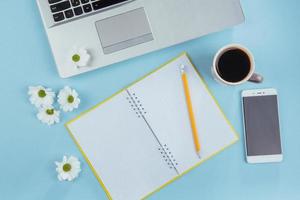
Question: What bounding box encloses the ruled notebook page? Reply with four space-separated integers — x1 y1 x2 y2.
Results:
67 91 177 200
127 54 238 174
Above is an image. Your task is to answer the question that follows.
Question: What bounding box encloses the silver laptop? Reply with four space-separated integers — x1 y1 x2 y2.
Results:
37 0 244 78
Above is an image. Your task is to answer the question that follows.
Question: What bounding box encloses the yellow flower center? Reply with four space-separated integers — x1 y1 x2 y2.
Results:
38 90 46 98
72 54 80 62
46 109 54 115
67 95 74 103
63 163 72 172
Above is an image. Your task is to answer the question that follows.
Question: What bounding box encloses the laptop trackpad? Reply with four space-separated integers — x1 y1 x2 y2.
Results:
95 8 153 54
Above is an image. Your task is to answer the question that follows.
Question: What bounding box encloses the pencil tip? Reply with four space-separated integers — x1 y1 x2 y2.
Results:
197 151 202 159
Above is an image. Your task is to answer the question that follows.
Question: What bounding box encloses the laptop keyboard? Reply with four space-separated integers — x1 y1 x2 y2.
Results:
49 0 130 23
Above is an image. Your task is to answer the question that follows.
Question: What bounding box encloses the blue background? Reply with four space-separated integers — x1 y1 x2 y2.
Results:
0 0 299 199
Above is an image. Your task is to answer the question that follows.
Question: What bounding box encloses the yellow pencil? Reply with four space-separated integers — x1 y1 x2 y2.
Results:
180 64 201 155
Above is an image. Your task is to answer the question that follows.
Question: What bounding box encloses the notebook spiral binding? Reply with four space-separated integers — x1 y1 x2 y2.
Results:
126 91 147 118
158 144 179 169
126 89 179 172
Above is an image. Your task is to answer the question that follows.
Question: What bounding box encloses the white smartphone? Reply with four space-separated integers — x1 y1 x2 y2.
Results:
242 88 283 163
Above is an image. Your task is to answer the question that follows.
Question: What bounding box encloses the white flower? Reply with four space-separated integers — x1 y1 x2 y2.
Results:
58 86 80 112
69 47 91 68
37 106 60 125
28 86 55 108
55 156 81 181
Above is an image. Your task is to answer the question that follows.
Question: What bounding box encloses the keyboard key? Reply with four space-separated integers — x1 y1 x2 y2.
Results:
49 0 62 4
53 12 65 22
50 1 71 13
70 0 80 6
83 4 92 13
74 7 83 16
92 1 103 10
92 0 128 11
81 0 90 4
65 9 74 18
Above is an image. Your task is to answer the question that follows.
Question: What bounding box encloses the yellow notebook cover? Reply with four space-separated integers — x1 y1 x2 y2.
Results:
65 52 239 200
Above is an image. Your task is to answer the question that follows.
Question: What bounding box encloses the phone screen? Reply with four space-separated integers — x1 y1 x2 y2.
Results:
243 95 282 156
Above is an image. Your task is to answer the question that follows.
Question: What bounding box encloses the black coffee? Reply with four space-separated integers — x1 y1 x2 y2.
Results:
217 49 251 83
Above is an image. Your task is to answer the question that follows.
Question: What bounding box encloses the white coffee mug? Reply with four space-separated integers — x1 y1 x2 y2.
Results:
212 44 263 85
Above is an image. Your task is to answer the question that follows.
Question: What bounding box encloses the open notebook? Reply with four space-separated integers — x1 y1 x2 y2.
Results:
66 53 238 200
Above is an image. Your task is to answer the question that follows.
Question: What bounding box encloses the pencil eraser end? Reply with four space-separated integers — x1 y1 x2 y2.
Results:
180 64 185 73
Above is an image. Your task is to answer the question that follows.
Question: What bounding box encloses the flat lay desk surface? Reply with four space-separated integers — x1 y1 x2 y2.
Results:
0 1 300 199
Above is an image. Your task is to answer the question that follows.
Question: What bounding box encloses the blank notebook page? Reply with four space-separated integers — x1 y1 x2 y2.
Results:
67 91 177 200
127 54 238 174
66 53 238 200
